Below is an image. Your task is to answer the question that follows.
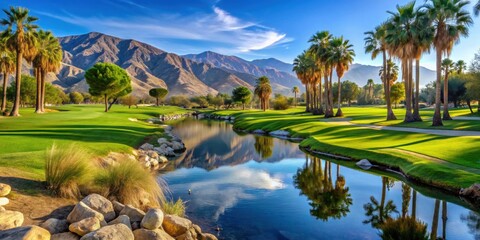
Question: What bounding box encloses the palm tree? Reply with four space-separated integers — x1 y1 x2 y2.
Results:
455 60 466 74
309 31 333 117
328 36 355 117
424 0 473 126
33 30 62 113
0 35 15 112
441 58 455 120
385 2 418 123
1 6 39 116
293 51 315 112
254 76 272 111
292 86 300 106
365 23 397 120
366 79 374 102
475 1 480 16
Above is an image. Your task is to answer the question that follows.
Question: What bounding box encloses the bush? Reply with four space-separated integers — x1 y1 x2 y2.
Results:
45 144 91 199
95 158 166 209
273 95 290 110
162 198 186 217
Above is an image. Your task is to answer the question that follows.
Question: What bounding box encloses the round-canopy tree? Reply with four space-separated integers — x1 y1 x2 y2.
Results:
232 86 252 110
85 62 132 112
149 87 168 106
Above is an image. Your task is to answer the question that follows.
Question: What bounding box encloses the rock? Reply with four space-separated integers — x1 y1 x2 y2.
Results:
157 138 169 145
112 201 125 216
140 143 154 151
108 215 131 229
162 215 192 237
201 233 218 240
119 204 145 222
0 197 9 206
192 224 202 235
0 210 24 230
252 129 265 134
460 183 480 201
131 221 140 230
69 217 101 236
0 183 11 197
0 225 51 240
269 130 290 137
40 218 68 234
176 230 195 240
80 224 134 240
138 154 150 163
141 208 164 230
171 141 185 151
0 206 5 212
150 159 159 166
356 159 373 170
132 229 174 240
147 151 159 159
144 161 152 168
81 194 116 222
158 156 168 163
51 232 81 240
67 201 105 224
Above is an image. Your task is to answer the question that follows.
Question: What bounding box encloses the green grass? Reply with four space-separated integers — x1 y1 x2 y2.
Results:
0 105 190 180
215 106 480 190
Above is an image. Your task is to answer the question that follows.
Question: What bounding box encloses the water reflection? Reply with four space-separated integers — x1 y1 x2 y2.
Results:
254 136 274 159
461 211 480 239
293 156 352 221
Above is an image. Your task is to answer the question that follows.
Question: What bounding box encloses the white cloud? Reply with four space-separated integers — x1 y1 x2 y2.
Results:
36 6 291 54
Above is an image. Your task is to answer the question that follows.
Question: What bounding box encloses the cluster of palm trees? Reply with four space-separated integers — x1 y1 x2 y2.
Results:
293 32 355 118
365 0 472 126
0 6 62 116
254 76 272 111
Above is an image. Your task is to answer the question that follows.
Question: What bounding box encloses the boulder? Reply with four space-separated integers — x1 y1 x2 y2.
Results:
460 183 480 201
0 225 50 240
158 156 168 163
119 204 145 222
69 217 101 236
192 224 202 235
157 138 169 145
162 215 192 237
67 201 105 224
131 221 140 230
147 151 159 159
0 197 9 206
150 159 159 166
0 183 11 197
108 215 131 229
0 210 24 230
80 224 134 240
51 232 81 240
356 159 373 170
252 129 265 134
269 130 290 137
140 143 154 151
171 141 185 151
176 230 195 240
112 201 125 216
144 161 152 168
201 233 218 240
0 206 5 212
81 194 116 222
40 218 68 234
141 208 164 230
138 154 150 163
132 229 174 240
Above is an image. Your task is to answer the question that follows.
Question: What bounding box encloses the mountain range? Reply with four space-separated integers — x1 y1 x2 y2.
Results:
29 32 436 97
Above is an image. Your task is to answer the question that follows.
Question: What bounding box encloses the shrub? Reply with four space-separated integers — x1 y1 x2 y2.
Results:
162 198 186 217
95 158 166 209
45 144 90 199
273 95 290 110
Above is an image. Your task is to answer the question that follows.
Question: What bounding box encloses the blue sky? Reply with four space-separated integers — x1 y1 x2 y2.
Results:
2 0 480 69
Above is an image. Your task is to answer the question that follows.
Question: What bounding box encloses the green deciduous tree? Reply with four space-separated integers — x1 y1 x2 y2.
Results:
85 62 132 112
69 91 84 104
232 86 252 110
390 82 405 109
149 87 168 106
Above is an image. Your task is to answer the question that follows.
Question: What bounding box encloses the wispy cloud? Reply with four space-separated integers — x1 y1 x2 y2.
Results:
36 6 291 54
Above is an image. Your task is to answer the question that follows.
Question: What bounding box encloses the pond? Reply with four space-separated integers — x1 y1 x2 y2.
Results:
159 118 480 240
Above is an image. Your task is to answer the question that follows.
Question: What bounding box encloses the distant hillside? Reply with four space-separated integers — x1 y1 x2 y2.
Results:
251 58 295 75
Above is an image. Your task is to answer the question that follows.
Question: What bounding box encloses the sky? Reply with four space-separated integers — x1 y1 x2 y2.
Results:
2 0 480 69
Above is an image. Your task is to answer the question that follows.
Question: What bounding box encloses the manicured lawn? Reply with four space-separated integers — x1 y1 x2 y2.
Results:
0 105 190 180
214 106 480 189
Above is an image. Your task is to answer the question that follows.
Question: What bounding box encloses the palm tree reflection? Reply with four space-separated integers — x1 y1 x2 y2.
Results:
254 136 273 159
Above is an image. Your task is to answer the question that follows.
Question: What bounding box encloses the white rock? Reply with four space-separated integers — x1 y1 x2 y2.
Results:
0 197 9 206
252 129 266 134
0 210 24 230
0 183 11 197
356 159 373 170
140 143 154 151
171 141 185 151
141 208 164 230
269 130 290 137
81 194 116 222
158 156 168 163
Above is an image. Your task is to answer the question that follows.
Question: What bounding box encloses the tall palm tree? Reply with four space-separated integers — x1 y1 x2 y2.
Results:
441 58 455 120
366 79 374 102
365 23 397 120
293 51 315 112
33 30 62 113
379 60 400 101
254 76 272 111
1 6 39 116
455 60 466 74
0 36 15 112
385 2 418 123
328 36 355 117
424 0 473 126
309 31 333 117
292 86 300 107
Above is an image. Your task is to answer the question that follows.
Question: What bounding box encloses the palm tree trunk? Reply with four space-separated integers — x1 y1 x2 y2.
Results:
312 83 318 114
433 49 443 126
2 73 8 112
380 177 387 223
325 69 334 118
156 97 159 106
431 199 440 240
294 92 297 107
305 84 310 112
404 59 414 122
443 68 452 120
10 49 22 117
413 59 422 121
385 54 396 120
411 190 417 218
318 79 324 114
442 200 447 240
35 68 41 113
335 76 343 117
40 69 46 112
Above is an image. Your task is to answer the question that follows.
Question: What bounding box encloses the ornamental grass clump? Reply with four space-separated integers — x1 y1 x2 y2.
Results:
162 198 186 217
45 144 91 199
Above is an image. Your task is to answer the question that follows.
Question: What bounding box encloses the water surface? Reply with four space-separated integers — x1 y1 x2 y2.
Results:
159 119 480 240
